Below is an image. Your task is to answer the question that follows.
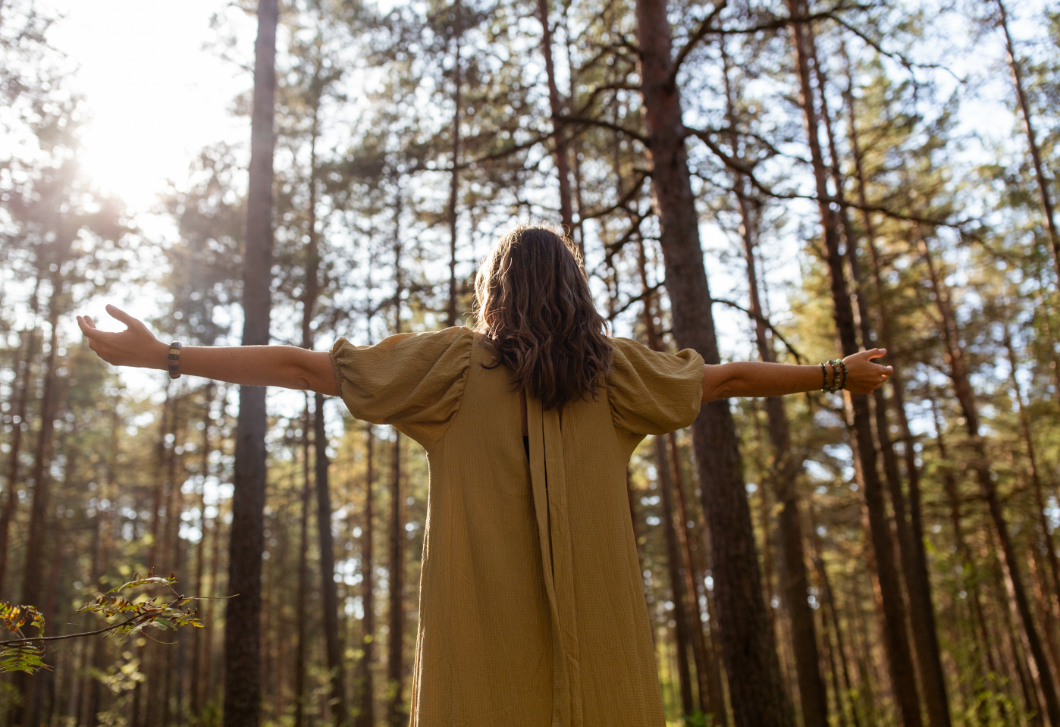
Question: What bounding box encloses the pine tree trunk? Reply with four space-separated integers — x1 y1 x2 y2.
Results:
192 384 215 721
835 39 952 725
357 424 376 727
446 0 463 327
724 36 828 717
294 401 312 727
0 275 41 599
634 0 792 722
300 81 348 724
656 435 696 716
931 400 1010 724
784 6 924 724
994 0 1060 280
534 0 574 232
635 234 719 721
315 392 348 725
920 235 1060 725
669 432 725 724
386 430 405 727
20 306 61 610
13 303 62 727
224 1 278 724
1003 324 1060 660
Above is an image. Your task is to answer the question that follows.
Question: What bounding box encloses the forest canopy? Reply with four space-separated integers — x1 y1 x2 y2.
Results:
2 0 1060 726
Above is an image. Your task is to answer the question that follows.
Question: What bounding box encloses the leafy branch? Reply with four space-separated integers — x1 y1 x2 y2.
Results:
0 570 224 675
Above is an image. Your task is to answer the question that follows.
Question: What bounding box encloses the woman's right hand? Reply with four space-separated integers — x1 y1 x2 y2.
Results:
841 348 893 395
77 304 169 371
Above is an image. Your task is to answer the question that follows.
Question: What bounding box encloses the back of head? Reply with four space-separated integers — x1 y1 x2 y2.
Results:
474 225 613 411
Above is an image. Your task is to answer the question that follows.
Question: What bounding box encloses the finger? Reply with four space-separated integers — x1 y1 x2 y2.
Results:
106 304 143 330
865 348 886 361
78 317 102 340
84 315 97 329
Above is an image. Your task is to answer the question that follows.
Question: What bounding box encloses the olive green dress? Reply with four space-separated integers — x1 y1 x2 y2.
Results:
330 327 704 727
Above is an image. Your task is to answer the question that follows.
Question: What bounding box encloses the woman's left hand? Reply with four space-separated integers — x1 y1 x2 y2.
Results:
77 305 168 370
842 348 893 395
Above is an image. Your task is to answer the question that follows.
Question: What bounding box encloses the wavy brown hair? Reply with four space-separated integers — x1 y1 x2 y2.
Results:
474 225 613 411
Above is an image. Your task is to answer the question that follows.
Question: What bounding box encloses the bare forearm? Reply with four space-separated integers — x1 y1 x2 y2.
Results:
702 350 892 402
705 362 822 401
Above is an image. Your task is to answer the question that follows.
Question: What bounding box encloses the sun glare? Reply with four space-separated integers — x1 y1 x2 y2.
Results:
44 0 250 212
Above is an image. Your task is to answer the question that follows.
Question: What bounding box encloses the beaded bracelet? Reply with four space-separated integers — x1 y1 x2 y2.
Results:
168 341 182 379
819 359 843 393
838 360 848 391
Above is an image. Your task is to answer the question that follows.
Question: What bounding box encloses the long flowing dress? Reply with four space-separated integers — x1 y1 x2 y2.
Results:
330 327 704 727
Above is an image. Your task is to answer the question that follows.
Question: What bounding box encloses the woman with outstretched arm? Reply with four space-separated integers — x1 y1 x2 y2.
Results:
79 225 891 727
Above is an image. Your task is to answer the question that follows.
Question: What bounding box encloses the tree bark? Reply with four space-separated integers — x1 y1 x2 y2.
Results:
315 392 348 725
835 39 952 726
784 5 923 724
294 401 312 727
655 435 696 716
634 0 793 722
1003 323 1060 659
634 234 722 722
192 383 216 720
920 234 1060 725
386 430 405 727
0 307 38 600
224 0 278 724
20 304 62 610
357 424 376 727
446 0 463 327
534 0 574 232
723 35 829 724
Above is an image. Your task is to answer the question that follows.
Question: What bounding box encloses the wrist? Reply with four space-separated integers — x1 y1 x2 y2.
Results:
152 340 170 371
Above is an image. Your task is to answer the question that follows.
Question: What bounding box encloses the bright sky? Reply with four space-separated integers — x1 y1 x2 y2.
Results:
39 0 252 214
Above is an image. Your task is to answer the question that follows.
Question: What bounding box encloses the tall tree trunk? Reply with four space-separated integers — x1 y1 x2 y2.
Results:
0 331 33 599
1003 323 1060 657
0 275 41 599
357 424 376 727
635 233 717 720
994 0 1060 280
670 432 726 725
634 0 792 723
14 300 62 727
534 0 574 232
919 235 1060 725
656 435 696 716
192 383 216 721
446 0 463 327
386 429 405 727
294 400 312 727
224 0 278 724
784 5 923 724
20 304 61 610
300 76 348 725
834 39 951 726
384 196 407 727
931 400 1010 724
315 392 347 725
723 35 829 724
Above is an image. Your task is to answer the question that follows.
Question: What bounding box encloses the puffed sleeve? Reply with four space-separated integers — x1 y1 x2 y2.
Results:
329 327 474 450
607 337 704 438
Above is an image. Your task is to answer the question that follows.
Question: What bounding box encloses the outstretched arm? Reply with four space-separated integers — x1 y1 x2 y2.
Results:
78 305 339 396
701 350 892 403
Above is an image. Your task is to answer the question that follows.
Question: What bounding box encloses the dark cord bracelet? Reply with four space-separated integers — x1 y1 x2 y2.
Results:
168 341 182 379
